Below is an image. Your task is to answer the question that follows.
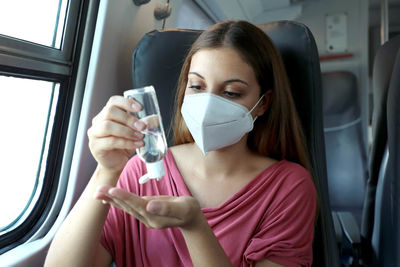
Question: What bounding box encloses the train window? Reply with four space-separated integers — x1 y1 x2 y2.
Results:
0 0 68 48
0 0 89 253
0 76 59 233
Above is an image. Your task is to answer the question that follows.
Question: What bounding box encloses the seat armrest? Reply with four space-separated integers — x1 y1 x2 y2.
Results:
332 211 344 244
336 211 361 266
337 211 361 244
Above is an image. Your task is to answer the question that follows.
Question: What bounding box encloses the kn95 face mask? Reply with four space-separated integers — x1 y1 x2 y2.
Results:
181 93 264 155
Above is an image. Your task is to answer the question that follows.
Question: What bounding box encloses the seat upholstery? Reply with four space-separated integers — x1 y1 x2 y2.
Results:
370 39 400 266
321 71 367 225
131 29 199 144
131 21 340 266
361 35 400 261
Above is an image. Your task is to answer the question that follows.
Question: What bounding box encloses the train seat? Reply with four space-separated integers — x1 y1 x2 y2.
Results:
131 21 340 266
322 71 368 226
361 34 400 264
335 35 400 266
369 36 400 266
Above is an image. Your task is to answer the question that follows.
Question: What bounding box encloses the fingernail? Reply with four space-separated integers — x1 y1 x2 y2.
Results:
134 140 144 147
147 201 161 214
108 188 117 197
134 120 146 130
131 102 142 111
134 131 144 139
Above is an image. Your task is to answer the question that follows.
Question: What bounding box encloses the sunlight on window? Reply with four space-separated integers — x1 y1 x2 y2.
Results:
0 0 68 48
0 76 58 230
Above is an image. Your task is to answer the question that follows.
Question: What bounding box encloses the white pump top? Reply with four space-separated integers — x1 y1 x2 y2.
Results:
139 160 165 184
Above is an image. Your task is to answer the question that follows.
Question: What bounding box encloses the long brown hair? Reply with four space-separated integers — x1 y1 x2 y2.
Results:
173 20 311 171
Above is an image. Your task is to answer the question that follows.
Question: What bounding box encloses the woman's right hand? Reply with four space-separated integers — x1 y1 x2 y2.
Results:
87 95 145 175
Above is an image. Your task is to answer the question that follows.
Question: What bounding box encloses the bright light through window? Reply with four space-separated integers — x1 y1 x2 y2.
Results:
0 76 59 231
0 0 68 48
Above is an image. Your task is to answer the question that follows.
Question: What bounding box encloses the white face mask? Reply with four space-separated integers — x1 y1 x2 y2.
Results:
181 93 264 155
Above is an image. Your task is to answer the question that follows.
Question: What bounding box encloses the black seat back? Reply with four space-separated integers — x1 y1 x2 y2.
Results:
256 22 339 266
322 71 367 225
361 35 400 261
370 37 400 266
132 21 340 266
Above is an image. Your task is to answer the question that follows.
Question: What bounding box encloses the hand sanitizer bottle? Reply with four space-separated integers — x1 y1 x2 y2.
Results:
124 86 167 184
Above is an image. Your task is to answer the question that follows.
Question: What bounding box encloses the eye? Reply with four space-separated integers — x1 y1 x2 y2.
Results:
223 91 241 98
188 85 203 91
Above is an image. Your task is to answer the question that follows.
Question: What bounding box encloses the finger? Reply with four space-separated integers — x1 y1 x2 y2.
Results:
91 136 143 151
108 188 149 215
93 185 113 200
95 184 114 194
106 95 142 114
146 197 197 219
107 196 147 221
109 188 146 203
111 199 183 229
91 96 140 126
105 197 147 223
142 195 174 201
90 120 144 141
146 215 183 228
103 105 139 129
101 104 147 132
140 115 160 130
92 96 145 132
94 191 113 201
106 193 188 229
106 194 149 224
94 193 113 204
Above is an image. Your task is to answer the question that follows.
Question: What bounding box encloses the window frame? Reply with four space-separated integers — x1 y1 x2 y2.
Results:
0 0 90 253
0 0 81 76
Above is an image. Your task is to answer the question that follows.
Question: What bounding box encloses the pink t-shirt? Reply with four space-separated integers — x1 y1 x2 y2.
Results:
100 150 316 267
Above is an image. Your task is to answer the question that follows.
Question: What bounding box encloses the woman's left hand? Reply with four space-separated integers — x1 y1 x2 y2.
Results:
94 185 202 230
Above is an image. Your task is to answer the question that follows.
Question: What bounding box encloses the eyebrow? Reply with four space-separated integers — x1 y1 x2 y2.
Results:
188 71 249 86
188 72 205 79
224 78 249 86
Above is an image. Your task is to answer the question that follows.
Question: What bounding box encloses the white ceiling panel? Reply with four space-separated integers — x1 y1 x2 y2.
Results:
253 4 303 24
259 0 291 10
237 0 264 19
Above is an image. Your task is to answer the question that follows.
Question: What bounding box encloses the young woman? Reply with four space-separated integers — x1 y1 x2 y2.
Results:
45 20 316 267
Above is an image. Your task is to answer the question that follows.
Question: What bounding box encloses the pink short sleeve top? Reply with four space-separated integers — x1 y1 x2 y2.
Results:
100 150 316 267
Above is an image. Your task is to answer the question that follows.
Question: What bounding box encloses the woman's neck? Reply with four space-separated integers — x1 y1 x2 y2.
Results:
190 138 259 180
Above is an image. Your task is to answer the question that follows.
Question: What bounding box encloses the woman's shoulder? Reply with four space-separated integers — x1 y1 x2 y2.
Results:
266 160 315 198
278 160 311 179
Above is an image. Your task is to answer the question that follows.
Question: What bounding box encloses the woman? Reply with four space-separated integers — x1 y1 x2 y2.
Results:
46 20 316 267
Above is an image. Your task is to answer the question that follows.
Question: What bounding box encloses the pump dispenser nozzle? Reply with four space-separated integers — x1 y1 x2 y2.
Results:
139 161 165 184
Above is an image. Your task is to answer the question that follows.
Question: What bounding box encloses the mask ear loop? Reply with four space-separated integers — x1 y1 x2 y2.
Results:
248 94 265 122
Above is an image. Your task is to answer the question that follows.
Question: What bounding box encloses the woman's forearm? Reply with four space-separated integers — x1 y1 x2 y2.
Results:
45 167 119 267
180 213 233 267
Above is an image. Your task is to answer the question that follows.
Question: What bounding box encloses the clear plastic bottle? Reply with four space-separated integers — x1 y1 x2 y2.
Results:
124 86 168 184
